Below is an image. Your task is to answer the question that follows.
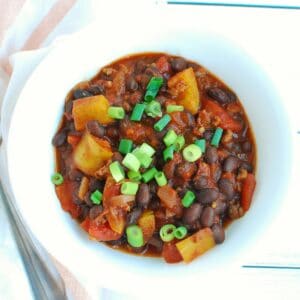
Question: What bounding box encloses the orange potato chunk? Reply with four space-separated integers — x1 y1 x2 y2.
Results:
168 67 200 115
73 131 113 175
72 95 113 130
176 228 215 263
138 210 155 243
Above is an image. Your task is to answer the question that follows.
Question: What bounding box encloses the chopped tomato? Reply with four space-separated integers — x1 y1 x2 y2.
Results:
103 176 121 202
156 56 171 73
55 180 81 218
103 177 127 234
157 185 183 217
162 242 183 263
67 134 81 148
241 173 256 211
205 100 242 132
88 221 122 241
80 217 90 232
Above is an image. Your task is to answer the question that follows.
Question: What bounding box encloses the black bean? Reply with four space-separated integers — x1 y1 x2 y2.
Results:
231 143 242 153
89 205 103 220
86 120 105 138
126 207 142 225
136 183 151 209
242 141 252 153
200 207 215 227
223 155 240 173
203 129 214 141
212 224 225 244
148 236 163 252
211 164 222 182
107 235 127 246
218 178 235 200
88 84 104 95
148 198 160 210
214 198 227 215
145 66 160 77
171 57 187 72
83 193 94 207
89 178 104 191
196 188 219 205
139 74 151 89
193 176 208 190
64 100 73 114
126 76 138 91
206 87 236 104
68 168 83 182
148 182 158 196
183 203 203 225
111 152 123 163
239 161 253 172
135 60 147 73
205 146 218 164
73 89 92 99
52 129 67 147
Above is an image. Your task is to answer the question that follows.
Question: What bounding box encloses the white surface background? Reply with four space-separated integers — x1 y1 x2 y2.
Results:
1 1 300 299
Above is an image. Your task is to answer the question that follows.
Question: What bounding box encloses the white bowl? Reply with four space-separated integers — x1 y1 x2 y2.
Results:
7 21 292 294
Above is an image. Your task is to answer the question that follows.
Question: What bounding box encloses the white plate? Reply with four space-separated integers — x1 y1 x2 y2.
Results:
6 7 293 295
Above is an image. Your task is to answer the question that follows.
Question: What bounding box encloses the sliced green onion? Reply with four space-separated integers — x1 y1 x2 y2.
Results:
109 161 125 182
154 114 171 132
121 182 139 195
195 139 206 153
181 190 196 208
51 172 64 185
159 224 176 242
139 143 155 157
126 225 144 247
132 148 153 168
163 145 175 161
122 153 141 172
142 167 158 183
118 139 133 154
137 154 152 168
163 130 177 147
144 77 164 102
90 190 103 205
127 170 142 182
174 226 188 240
174 135 185 151
130 103 146 121
154 171 168 186
108 106 125 119
145 100 162 118
211 127 223 147
183 144 202 162
166 105 184 113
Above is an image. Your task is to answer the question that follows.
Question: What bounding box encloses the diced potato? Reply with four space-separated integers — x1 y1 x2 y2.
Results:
72 95 113 130
168 67 200 115
73 131 113 175
138 210 155 242
176 228 215 263
78 176 89 200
